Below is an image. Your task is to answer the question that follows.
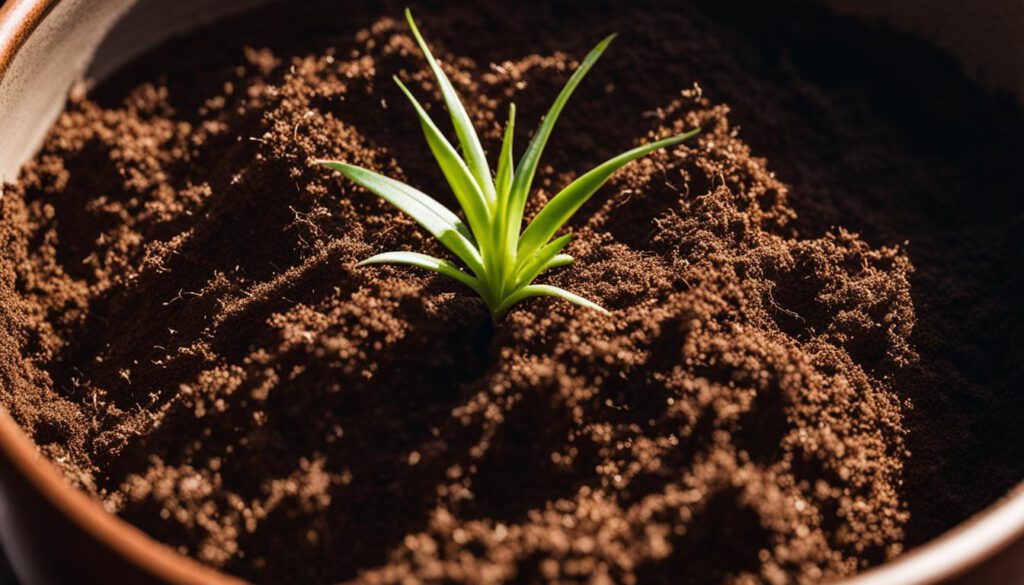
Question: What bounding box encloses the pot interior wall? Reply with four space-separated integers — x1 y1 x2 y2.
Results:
0 0 271 182
826 0 1024 102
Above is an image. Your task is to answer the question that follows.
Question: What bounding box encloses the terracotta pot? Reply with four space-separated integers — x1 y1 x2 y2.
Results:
0 1 1022 583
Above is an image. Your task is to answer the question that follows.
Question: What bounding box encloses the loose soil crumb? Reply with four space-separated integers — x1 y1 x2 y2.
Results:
0 1 1021 584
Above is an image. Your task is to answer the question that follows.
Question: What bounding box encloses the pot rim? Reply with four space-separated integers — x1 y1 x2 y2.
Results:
1 1 1023 583
0 408 242 584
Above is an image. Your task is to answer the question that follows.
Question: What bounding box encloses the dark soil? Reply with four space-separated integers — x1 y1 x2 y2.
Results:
0 0 1021 583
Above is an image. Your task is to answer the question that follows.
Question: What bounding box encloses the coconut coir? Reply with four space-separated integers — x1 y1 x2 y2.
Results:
0 1 1021 583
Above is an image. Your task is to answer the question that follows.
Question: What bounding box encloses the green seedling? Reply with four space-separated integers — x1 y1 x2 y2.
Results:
317 9 699 322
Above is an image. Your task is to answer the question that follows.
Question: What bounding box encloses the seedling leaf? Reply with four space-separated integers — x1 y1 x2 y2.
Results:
518 129 700 258
494 284 609 318
393 76 492 237
314 160 485 276
358 251 484 295
317 11 698 322
513 233 572 290
405 8 494 203
504 34 616 254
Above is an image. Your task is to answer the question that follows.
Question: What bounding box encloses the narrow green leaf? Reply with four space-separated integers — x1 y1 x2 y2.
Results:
495 103 516 203
405 9 494 203
518 128 700 258
488 102 518 294
546 254 574 269
495 284 608 318
512 233 572 290
504 34 616 254
358 251 484 295
316 160 485 276
393 77 492 239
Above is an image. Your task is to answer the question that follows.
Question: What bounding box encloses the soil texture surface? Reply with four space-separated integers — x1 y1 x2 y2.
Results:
1 1 1022 583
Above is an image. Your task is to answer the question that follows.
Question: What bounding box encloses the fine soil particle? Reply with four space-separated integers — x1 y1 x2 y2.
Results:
0 0 1021 583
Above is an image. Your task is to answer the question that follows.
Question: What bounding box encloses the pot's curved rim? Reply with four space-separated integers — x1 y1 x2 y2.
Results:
1 1 1023 584
0 0 50 74
844 482 1024 585
0 409 243 584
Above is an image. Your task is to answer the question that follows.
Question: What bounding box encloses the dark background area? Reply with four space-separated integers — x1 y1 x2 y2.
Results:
0 544 13 584
0 551 12 585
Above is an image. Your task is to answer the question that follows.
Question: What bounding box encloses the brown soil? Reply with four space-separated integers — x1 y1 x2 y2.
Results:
0 0 1021 583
